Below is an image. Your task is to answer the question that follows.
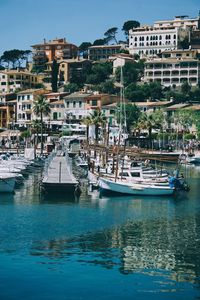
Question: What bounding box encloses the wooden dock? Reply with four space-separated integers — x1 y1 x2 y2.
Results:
42 153 78 194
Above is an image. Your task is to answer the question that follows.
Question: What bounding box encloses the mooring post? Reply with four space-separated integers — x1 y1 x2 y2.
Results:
59 162 62 183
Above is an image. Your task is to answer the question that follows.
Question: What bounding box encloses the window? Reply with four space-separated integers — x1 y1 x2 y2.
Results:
131 172 140 177
73 101 76 108
119 172 129 177
27 95 30 100
66 101 69 108
79 101 82 108
91 100 97 106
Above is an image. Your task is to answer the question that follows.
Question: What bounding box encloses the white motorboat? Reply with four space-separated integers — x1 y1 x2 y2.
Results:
99 176 174 196
75 156 88 168
187 154 200 164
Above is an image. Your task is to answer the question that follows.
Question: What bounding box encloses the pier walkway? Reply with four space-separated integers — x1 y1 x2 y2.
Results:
42 152 78 194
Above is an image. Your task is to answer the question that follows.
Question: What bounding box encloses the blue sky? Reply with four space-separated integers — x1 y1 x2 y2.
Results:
0 0 199 54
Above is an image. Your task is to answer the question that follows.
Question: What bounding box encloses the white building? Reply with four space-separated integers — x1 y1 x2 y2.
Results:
49 100 65 128
129 15 200 57
0 70 41 94
109 53 135 74
16 89 48 127
154 15 200 30
144 49 200 87
63 92 92 122
129 26 179 56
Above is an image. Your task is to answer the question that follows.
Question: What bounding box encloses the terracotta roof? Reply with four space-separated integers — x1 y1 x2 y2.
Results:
63 92 92 99
102 103 117 109
136 101 171 107
0 70 38 76
165 103 190 111
17 89 49 95
184 105 200 111
89 44 123 49
50 100 64 105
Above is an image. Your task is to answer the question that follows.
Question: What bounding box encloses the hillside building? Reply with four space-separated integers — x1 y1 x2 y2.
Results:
129 15 200 57
144 49 200 87
31 38 78 66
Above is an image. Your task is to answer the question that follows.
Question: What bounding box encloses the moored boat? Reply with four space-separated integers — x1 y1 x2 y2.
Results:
99 176 174 196
0 174 16 193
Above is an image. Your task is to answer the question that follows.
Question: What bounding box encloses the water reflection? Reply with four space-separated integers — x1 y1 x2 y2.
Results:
30 199 200 287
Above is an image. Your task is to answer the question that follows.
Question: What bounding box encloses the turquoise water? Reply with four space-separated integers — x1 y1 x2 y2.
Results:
0 167 200 300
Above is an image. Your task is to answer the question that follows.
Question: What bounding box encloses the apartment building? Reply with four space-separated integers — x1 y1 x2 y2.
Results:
63 92 121 122
0 70 41 94
0 104 15 128
16 89 48 127
88 45 125 61
63 92 92 122
46 58 91 83
144 49 200 87
32 38 78 66
129 15 200 56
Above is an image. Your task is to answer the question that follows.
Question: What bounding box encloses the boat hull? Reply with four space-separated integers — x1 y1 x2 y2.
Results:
0 177 15 193
99 178 174 196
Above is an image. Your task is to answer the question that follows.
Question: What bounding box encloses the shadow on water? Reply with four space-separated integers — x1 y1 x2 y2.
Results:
0 193 14 204
40 192 80 204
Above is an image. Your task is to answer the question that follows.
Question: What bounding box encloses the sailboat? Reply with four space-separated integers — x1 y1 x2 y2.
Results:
98 66 175 196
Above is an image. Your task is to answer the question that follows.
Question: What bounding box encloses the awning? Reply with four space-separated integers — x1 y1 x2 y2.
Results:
0 130 21 137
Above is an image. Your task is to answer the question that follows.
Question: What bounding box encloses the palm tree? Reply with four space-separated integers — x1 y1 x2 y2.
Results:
31 119 41 158
136 110 164 148
89 110 107 143
20 130 31 148
33 95 50 155
82 116 92 145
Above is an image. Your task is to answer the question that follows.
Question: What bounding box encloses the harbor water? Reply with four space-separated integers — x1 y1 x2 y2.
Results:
0 166 200 300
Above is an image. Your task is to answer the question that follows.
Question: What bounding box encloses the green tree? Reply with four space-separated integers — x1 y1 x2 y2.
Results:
82 116 92 144
136 110 164 146
79 42 92 58
174 109 193 133
33 95 51 155
104 27 118 44
181 81 191 95
31 119 41 158
116 62 139 86
94 79 120 94
51 59 59 92
21 130 31 147
122 20 140 40
89 110 107 142
1 49 31 68
64 83 80 93
148 82 163 100
93 39 107 46
86 62 112 85
125 84 146 101
116 103 141 134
